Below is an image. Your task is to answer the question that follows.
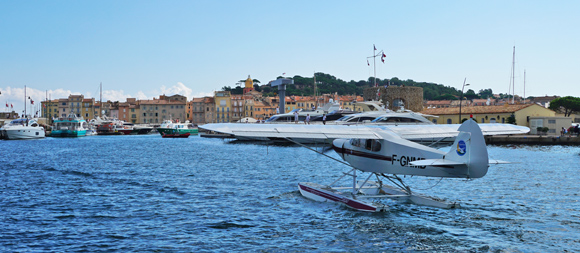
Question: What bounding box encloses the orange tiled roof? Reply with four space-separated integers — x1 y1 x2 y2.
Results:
425 100 452 105
139 99 185 105
421 104 535 115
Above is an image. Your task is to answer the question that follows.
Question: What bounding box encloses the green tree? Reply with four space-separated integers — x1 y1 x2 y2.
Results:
464 89 478 100
507 114 516 125
478 88 493 99
548 96 580 117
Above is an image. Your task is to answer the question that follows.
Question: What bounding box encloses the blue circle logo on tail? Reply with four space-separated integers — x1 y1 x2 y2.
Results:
456 140 466 156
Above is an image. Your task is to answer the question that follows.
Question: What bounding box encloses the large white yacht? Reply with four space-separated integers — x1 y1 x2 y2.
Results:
0 118 46 140
264 102 341 123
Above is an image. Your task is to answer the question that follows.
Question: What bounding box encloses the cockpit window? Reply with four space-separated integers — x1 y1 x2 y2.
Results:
363 139 382 152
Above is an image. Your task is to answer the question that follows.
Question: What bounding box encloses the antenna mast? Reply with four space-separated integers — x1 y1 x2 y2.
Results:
99 82 102 117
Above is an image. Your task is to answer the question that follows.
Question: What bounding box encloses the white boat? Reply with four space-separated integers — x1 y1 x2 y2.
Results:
265 102 341 123
334 111 434 125
0 118 46 140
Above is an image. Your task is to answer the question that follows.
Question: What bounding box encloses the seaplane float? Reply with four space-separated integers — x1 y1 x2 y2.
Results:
200 120 529 212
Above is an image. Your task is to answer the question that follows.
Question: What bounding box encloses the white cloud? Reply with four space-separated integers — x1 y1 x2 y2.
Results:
159 82 194 100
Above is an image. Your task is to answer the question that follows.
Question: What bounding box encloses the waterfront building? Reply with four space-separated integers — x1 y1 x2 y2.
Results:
116 98 139 123
139 95 187 124
337 95 363 111
214 91 231 123
190 97 204 124
424 100 452 109
285 96 297 112
528 116 572 135
42 95 97 124
295 96 316 111
42 99 59 123
421 104 556 126
231 94 244 122
203 97 215 123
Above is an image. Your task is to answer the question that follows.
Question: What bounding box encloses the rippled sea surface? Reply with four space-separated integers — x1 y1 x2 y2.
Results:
1 135 580 252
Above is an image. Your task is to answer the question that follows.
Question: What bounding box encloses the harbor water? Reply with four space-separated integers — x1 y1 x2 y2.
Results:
1 135 579 252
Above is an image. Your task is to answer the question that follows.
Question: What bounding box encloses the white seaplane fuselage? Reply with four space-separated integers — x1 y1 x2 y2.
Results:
332 119 490 179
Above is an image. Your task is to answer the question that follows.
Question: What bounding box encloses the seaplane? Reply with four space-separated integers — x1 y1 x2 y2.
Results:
200 119 529 211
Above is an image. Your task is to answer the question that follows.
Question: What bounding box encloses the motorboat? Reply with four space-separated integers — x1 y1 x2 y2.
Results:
0 118 46 140
50 113 89 137
265 102 341 123
333 111 434 125
156 120 198 135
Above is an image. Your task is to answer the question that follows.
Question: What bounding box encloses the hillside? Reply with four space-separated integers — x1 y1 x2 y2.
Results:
222 72 498 100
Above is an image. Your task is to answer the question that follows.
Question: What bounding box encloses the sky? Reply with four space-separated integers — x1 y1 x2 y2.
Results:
1 0 579 115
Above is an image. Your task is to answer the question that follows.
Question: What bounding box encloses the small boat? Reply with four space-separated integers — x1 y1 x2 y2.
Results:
0 118 46 140
161 132 191 138
156 119 198 136
50 113 89 137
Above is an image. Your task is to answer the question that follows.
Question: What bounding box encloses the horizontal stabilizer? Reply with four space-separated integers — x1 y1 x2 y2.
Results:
409 159 465 166
489 159 510 164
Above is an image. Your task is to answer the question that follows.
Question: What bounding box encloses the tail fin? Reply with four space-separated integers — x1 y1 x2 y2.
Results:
410 119 490 178
445 119 489 178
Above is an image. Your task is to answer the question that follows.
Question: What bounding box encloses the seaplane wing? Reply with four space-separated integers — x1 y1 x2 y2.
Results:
200 123 382 139
376 123 530 140
200 123 529 141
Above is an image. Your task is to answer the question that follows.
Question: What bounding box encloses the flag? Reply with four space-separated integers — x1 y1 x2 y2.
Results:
282 72 286 75
11 104 13 108
382 52 386 58
31 100 34 105
373 44 376 51
367 59 370 66
5 102 7 107
381 56 384 63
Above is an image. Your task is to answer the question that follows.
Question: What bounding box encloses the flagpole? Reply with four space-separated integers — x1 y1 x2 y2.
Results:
373 45 377 87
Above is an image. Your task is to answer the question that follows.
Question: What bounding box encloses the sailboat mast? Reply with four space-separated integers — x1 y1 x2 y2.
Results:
511 46 515 104
523 69 526 104
313 72 317 108
24 85 27 117
99 82 102 118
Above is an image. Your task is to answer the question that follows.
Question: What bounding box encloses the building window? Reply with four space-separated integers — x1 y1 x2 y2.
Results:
481 118 485 123
432 119 437 124
548 120 556 124
447 119 452 124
